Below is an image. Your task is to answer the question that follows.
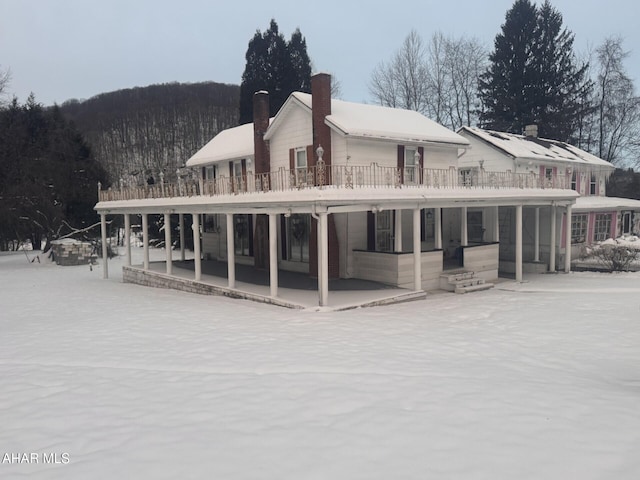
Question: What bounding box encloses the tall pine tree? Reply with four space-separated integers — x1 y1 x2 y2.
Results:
478 0 590 141
239 20 312 124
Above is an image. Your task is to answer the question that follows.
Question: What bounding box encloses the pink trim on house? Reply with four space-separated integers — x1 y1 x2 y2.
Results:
610 210 617 239
576 173 581 193
539 165 545 177
561 211 567 248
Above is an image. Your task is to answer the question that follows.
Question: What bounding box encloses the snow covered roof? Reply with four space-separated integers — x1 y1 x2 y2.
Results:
574 196 640 212
186 120 272 168
266 92 469 147
459 127 614 169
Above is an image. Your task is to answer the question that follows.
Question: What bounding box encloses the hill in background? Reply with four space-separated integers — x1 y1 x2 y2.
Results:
60 81 239 185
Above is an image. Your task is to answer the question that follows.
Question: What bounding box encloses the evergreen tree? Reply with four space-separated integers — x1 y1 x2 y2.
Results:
239 20 312 124
479 0 590 141
0 95 108 250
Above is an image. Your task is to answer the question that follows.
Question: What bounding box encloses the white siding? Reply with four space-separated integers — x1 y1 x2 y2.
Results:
269 105 312 170
458 136 515 172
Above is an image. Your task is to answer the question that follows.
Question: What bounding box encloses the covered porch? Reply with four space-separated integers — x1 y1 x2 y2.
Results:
95 184 578 308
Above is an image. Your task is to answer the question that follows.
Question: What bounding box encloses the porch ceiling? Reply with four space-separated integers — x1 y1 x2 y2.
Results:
95 187 578 215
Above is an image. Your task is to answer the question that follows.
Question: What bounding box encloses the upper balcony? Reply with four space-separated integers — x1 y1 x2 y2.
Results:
98 163 572 202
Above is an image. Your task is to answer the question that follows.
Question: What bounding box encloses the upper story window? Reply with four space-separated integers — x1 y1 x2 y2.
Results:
590 174 597 195
205 165 217 180
404 147 419 183
571 171 577 191
295 147 308 184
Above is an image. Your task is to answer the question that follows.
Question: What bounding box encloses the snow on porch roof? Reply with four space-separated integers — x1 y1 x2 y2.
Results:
186 119 273 168
284 92 469 146
574 195 640 211
460 126 614 169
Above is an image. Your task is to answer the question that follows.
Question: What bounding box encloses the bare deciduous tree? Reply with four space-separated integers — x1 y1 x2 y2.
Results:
593 36 640 166
369 31 486 130
0 66 11 106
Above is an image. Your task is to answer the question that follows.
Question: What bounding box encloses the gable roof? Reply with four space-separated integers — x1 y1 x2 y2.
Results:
186 120 273 168
265 92 469 147
459 126 613 169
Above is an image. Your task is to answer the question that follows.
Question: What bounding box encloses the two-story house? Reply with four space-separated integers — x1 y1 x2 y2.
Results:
95 74 579 308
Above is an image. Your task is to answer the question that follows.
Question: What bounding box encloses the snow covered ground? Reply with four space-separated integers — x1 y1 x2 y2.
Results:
1 249 640 479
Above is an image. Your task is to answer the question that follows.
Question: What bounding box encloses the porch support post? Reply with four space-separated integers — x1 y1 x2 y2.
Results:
564 204 572 273
394 209 402 252
516 204 523 283
435 208 442 250
100 213 108 279
534 207 540 262
413 208 421 291
318 212 329 307
193 213 201 281
124 213 131 267
226 213 235 288
269 213 278 298
164 213 172 275
461 206 468 247
494 206 500 242
549 205 557 272
179 213 185 262
142 213 149 270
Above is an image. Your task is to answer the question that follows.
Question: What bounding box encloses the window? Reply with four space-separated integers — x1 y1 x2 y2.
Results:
203 214 219 233
375 210 393 252
571 171 577 191
460 168 474 186
234 214 251 256
544 167 554 187
205 165 217 180
404 147 418 183
295 148 308 185
622 212 632 235
467 211 484 243
590 174 597 195
286 214 309 262
422 209 435 241
571 214 588 243
593 213 612 242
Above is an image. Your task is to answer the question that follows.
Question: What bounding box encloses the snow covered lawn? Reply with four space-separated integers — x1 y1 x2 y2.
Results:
1 251 640 479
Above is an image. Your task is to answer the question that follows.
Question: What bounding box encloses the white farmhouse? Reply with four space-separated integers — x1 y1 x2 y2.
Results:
95 74 579 308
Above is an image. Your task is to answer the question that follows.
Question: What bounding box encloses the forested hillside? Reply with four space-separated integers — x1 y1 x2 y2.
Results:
60 82 239 185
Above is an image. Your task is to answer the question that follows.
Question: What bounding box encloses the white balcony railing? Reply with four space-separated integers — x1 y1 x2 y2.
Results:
98 164 572 202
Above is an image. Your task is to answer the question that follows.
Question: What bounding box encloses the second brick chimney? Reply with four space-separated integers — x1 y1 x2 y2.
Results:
311 73 332 170
253 90 271 175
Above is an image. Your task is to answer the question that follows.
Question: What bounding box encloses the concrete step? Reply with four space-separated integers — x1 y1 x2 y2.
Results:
452 278 485 288
454 282 494 294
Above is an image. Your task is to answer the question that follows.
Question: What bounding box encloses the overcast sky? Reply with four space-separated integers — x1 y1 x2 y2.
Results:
1 0 638 106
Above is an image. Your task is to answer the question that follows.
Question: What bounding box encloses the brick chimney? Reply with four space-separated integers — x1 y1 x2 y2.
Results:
253 90 270 174
524 124 538 138
309 73 339 279
253 90 271 270
311 73 332 170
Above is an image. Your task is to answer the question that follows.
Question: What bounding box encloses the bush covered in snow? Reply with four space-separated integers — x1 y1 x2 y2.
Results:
580 236 640 272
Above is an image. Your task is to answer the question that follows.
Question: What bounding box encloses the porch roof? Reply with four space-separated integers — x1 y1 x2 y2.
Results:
574 195 640 212
95 186 578 215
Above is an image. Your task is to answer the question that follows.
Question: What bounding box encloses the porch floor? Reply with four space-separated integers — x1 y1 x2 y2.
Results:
137 259 425 310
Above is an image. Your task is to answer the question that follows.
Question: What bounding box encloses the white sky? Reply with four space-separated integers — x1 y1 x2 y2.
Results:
1 0 638 106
